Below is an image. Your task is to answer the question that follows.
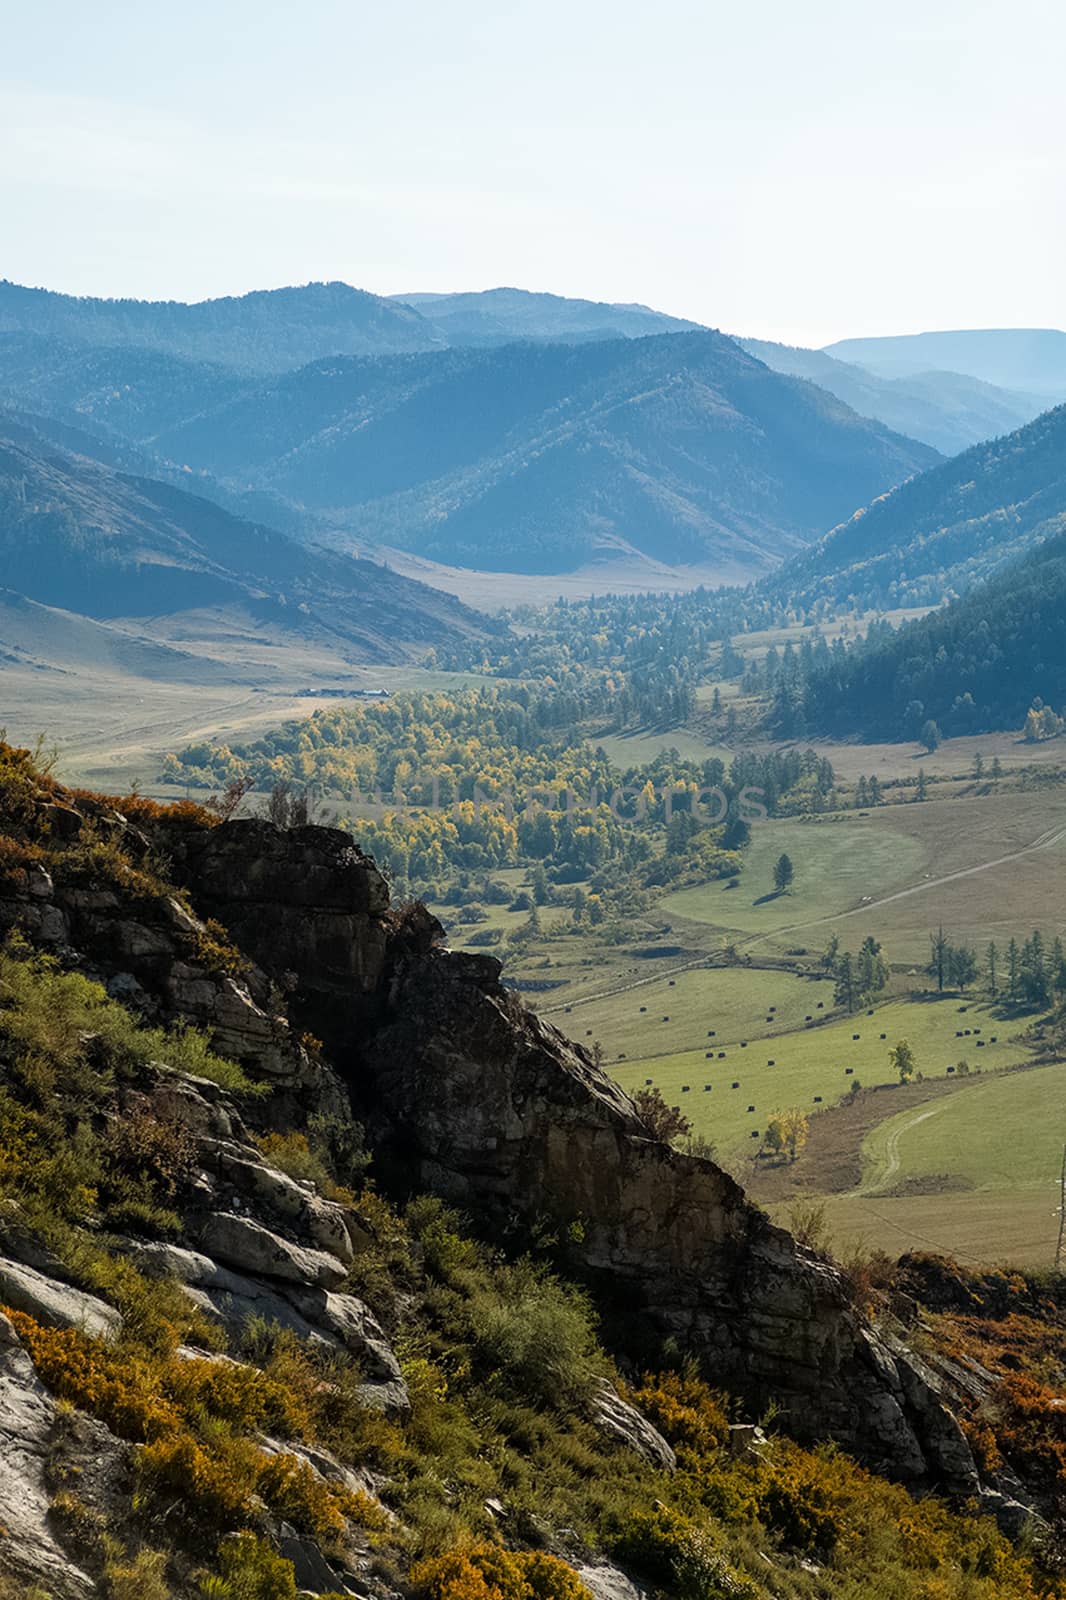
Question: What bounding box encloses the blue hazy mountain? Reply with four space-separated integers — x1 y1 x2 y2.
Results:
738 337 1045 457
825 329 1066 401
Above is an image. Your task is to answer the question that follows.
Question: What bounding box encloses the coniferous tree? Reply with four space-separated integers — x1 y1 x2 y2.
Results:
986 941 999 999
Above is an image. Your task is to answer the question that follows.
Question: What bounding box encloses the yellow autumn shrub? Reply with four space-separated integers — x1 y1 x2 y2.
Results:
412 1544 592 1600
626 1367 729 1459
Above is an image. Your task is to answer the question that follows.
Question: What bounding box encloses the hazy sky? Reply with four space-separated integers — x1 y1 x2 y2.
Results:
1 0 1062 345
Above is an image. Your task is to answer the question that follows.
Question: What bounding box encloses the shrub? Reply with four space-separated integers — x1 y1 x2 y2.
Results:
412 1544 592 1600
138 1020 259 1095
255 1130 343 1200
188 917 250 979
757 1450 843 1559
135 1430 260 1530
0 940 256 1097
102 1540 170 1600
6 1314 180 1441
464 1258 600 1409
608 1507 756 1600
626 1367 729 1458
112 792 218 830
632 1085 692 1143
0 740 53 834
0 834 46 891
256 1451 351 1542
98 1107 196 1209
197 1533 297 1600
164 1352 310 1440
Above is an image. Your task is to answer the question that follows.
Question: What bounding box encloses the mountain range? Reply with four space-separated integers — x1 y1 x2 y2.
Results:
737 338 1046 458
0 320 937 577
5 280 1062 463
826 329 1066 400
133 331 940 575
0 279 441 374
392 286 703 344
4 275 1066 723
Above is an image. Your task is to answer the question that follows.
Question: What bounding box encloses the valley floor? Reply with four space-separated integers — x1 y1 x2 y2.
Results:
8 639 1066 1273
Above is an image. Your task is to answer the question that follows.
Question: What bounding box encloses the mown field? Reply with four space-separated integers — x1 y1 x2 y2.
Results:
609 995 1037 1164
545 965 834 1062
660 792 1066 966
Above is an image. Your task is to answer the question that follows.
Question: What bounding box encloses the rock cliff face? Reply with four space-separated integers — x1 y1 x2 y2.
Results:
167 819 977 1494
0 803 981 1497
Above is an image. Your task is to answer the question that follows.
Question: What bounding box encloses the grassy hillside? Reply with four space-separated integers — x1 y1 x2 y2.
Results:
0 413 495 659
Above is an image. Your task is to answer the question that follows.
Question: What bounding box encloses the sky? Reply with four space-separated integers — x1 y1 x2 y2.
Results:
1 0 1062 346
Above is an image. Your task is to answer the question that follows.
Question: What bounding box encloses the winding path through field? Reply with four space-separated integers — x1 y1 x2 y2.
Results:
857 1102 947 1194
542 813 1066 1018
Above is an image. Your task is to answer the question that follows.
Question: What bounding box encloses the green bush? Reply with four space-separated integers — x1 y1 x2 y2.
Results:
464 1257 601 1409
197 1532 298 1600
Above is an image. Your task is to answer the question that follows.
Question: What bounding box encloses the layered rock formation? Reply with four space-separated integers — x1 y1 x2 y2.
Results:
0 795 985 1498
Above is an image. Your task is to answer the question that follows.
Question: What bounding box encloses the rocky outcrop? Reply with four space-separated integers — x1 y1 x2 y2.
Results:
349 944 979 1491
156 818 982 1492
119 1071 411 1414
0 1311 95 1598
0 815 322 1100
0 795 980 1492
173 819 395 1048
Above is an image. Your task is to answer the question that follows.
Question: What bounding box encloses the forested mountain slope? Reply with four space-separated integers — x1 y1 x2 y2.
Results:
143 332 937 574
772 403 1066 609
794 522 1066 738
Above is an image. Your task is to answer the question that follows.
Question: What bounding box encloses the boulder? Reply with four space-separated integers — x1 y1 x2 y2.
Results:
283 1287 409 1413
979 1487 1044 1540
127 1243 406 1397
0 1258 121 1341
575 1564 649 1600
204 1144 355 1263
196 1212 349 1289
588 1378 676 1471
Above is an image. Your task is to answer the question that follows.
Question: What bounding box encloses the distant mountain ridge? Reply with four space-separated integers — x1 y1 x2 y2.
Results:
391 286 701 344
738 337 1047 457
825 329 1066 400
0 279 443 374
4 276 1063 479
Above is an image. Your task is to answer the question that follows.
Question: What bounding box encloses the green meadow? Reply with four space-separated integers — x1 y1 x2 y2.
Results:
610 996 1036 1162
